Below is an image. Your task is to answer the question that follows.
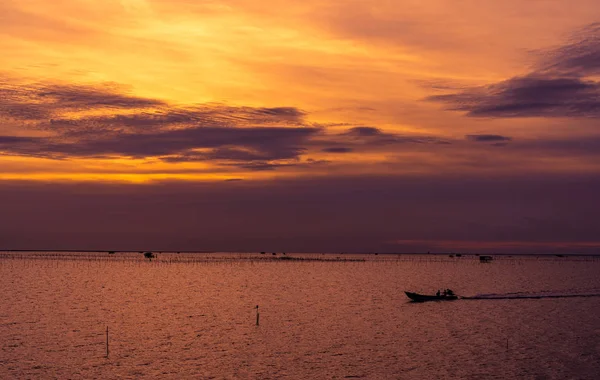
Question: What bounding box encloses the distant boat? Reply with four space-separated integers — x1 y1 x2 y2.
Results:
405 291 458 302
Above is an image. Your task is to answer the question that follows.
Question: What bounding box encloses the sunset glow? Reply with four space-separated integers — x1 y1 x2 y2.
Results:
2 1 600 252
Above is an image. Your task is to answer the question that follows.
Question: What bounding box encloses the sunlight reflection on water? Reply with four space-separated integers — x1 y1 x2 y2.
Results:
1 253 599 379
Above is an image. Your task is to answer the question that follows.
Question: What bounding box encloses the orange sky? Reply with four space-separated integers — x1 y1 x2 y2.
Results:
1 1 600 252
2 0 600 182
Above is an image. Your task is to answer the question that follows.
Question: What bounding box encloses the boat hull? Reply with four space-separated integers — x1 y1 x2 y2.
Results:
405 291 458 302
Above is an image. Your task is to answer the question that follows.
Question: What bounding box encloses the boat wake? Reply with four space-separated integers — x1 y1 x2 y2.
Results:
462 289 600 300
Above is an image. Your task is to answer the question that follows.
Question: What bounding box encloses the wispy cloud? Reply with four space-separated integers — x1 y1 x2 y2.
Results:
0 80 165 122
538 22 600 76
341 126 446 145
0 77 448 170
45 105 306 138
0 122 448 169
428 23 600 118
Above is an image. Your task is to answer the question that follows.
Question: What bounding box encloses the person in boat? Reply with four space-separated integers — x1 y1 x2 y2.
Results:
436 290 441 296
446 289 454 296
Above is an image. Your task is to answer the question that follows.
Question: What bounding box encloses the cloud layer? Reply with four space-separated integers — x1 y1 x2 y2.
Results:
0 79 449 170
428 23 600 118
1 174 598 253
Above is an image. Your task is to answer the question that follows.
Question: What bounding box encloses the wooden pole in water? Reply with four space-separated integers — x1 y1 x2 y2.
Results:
106 326 109 358
255 305 259 326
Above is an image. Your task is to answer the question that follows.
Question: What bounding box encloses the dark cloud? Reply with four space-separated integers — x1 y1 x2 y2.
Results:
466 134 512 142
0 77 451 169
428 23 600 118
36 84 166 110
238 162 295 171
2 120 448 169
0 81 166 123
0 135 66 159
0 78 306 135
429 75 600 118
322 147 353 153
0 126 318 163
539 22 600 76
341 126 447 145
1 120 449 169
0 77 316 168
346 126 381 136
0 102 53 121
254 107 305 119
44 104 306 139
0 135 40 144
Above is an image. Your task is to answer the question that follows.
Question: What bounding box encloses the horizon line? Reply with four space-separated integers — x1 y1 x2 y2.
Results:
1 250 599 256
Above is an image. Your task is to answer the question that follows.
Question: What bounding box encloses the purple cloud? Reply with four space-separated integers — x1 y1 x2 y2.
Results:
0 77 452 170
428 23 600 119
466 134 512 142
346 126 381 136
0 82 165 118
36 84 166 110
429 75 600 118
322 147 353 153
538 22 600 76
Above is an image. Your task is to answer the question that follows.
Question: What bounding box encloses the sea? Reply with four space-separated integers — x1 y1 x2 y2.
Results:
1 252 599 379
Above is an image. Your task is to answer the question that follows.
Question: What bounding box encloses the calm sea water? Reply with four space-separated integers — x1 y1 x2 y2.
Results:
1 252 599 379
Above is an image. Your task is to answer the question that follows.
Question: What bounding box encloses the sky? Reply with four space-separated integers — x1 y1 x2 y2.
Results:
1 0 600 253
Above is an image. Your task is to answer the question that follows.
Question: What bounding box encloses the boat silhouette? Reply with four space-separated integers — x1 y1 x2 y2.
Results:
405 291 458 302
